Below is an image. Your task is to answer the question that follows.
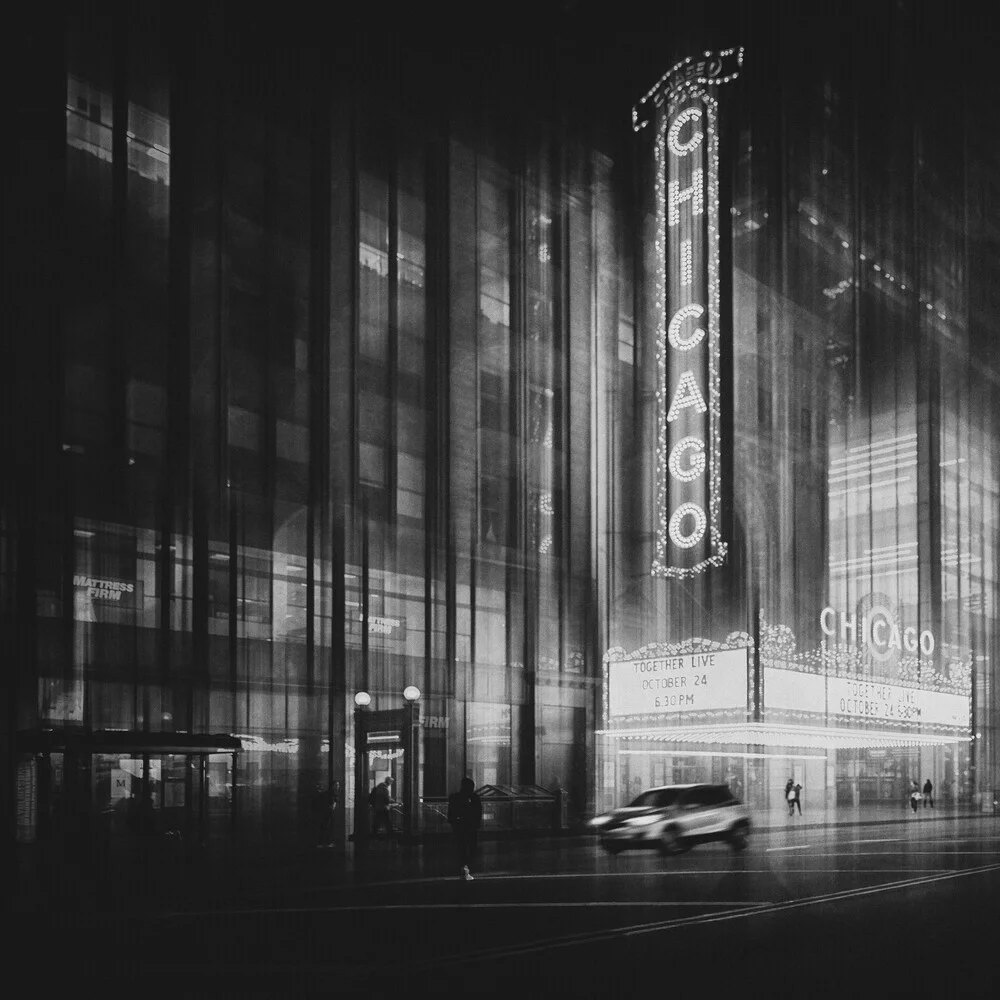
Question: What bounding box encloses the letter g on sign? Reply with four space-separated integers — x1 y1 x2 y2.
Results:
668 436 706 482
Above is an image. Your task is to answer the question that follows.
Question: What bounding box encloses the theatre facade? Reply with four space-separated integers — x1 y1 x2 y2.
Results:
6 4 999 851
596 10 998 820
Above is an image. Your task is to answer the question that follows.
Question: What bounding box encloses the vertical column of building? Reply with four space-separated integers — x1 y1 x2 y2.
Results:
446 140 478 786
5 0 70 857
185 5 227 736
319 75 353 840
586 149 619 820
422 115 454 799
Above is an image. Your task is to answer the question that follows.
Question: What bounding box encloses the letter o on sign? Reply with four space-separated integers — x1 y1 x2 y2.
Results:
668 502 707 549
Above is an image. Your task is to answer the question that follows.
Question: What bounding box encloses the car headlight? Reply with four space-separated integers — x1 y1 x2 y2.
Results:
623 813 661 827
588 816 610 829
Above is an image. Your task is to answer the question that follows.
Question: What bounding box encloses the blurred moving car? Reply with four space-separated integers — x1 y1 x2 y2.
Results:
590 783 750 855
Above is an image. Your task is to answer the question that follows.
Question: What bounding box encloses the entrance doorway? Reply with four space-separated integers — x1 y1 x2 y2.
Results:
16 728 242 857
93 752 208 850
352 705 419 841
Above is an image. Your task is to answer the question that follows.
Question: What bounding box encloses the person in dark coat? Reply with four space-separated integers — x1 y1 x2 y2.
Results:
312 782 338 847
139 792 156 836
448 777 483 881
922 778 934 808
785 778 795 817
370 777 394 836
125 792 141 835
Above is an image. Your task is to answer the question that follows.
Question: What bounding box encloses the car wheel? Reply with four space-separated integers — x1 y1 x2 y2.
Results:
729 825 748 852
659 827 686 856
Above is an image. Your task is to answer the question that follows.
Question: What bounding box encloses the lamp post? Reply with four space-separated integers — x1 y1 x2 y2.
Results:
402 686 421 842
352 691 371 841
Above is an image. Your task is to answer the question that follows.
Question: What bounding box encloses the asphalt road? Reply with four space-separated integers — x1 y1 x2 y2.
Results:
21 815 1000 997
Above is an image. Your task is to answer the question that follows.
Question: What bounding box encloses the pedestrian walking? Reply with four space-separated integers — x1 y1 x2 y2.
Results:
785 778 795 817
448 776 483 880
126 791 141 836
922 778 934 809
312 781 337 847
910 779 921 813
369 776 394 837
791 781 802 816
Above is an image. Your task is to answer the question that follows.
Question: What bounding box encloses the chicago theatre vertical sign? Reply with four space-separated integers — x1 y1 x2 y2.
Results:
635 49 742 578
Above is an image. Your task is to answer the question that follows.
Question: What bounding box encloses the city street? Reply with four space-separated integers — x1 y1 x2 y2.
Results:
17 811 1000 996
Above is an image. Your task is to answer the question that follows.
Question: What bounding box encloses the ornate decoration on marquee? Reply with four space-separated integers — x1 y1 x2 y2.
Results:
604 632 752 663
758 611 971 695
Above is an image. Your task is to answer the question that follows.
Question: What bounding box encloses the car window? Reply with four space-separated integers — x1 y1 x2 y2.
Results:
702 786 732 806
629 791 659 808
679 786 712 807
629 788 681 809
651 788 682 808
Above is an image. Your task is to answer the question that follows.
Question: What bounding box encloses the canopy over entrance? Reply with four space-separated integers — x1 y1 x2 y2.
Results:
17 728 242 755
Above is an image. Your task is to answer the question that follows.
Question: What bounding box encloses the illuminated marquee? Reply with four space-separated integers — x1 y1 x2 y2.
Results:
763 667 970 729
635 49 742 577
607 646 749 717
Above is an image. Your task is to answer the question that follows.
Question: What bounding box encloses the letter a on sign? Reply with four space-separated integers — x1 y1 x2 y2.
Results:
666 371 708 422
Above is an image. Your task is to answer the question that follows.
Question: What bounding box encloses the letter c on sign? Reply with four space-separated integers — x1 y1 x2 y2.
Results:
820 607 835 637
667 106 705 157
668 303 706 351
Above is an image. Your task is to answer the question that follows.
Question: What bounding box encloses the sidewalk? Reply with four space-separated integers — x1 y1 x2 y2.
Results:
753 799 994 833
13 802 997 913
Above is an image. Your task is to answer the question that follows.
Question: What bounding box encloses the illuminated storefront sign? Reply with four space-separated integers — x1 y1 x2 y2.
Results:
73 574 135 601
608 646 748 717
820 605 934 659
636 49 742 578
359 613 404 636
347 611 407 639
764 667 970 728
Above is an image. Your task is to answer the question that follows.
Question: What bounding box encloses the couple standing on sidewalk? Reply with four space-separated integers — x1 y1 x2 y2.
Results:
910 778 935 812
785 778 803 816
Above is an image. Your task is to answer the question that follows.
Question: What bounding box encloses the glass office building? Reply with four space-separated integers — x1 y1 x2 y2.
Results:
6 2 999 851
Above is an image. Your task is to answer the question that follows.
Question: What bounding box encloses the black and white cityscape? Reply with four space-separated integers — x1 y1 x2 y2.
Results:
5 1 1000 993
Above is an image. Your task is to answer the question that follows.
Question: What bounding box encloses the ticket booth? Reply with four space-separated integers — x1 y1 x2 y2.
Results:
352 701 420 842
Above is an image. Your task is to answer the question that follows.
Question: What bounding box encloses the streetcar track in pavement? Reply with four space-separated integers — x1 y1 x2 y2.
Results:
161 899 773 916
206 864 963 914
406 862 1000 973
283 861 959 894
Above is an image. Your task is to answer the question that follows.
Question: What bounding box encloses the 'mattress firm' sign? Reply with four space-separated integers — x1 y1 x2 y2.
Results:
609 647 748 717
